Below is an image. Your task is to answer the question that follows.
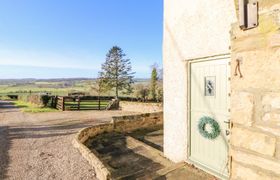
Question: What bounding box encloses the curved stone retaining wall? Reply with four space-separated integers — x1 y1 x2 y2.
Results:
113 112 163 132
120 101 163 113
73 112 163 180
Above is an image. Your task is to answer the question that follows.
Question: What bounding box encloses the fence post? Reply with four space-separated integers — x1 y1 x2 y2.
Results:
62 97 65 111
51 96 55 108
56 97 58 109
98 96 101 110
53 96 57 108
50 97 53 107
78 97 80 110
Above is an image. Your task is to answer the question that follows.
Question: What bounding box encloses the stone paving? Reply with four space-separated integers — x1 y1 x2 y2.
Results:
86 132 168 179
86 127 216 180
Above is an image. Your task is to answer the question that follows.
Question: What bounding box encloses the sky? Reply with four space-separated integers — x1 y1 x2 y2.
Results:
0 0 163 79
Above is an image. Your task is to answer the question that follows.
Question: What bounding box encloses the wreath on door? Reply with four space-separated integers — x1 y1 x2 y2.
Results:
198 116 220 140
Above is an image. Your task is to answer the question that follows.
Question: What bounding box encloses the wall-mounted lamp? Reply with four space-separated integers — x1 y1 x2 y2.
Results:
239 0 258 30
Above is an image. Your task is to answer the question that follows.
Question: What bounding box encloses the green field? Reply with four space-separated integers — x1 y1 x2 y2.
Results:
14 101 59 113
0 78 159 113
0 78 149 97
65 100 110 110
0 80 92 96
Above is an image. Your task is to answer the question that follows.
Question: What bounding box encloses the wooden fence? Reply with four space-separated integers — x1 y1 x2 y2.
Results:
56 96 112 111
56 96 64 111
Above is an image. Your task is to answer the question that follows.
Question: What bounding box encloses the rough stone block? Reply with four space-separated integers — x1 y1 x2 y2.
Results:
231 48 280 90
262 93 280 110
231 92 254 126
269 34 280 48
255 125 280 137
231 150 280 175
276 139 280 160
262 113 280 126
231 127 276 156
231 161 279 180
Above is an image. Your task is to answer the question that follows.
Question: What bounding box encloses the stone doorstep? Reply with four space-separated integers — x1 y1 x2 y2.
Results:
156 162 186 176
124 136 189 179
125 136 215 179
125 136 173 167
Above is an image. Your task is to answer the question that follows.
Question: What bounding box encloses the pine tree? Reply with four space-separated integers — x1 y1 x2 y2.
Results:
99 46 135 98
150 67 158 101
91 77 107 96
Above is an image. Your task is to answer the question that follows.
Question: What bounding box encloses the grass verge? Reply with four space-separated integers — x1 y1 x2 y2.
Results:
0 96 13 101
14 101 58 113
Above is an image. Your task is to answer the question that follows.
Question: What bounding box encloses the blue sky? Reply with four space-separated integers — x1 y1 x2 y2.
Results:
0 0 163 79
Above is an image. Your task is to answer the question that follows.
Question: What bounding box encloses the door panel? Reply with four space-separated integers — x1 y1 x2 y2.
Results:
190 58 229 178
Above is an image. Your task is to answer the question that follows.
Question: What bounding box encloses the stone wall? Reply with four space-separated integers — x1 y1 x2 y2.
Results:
120 101 162 113
77 112 163 144
113 112 163 132
73 123 113 180
230 2 280 179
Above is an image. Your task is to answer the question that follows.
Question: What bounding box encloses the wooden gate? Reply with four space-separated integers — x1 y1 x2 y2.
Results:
56 96 111 111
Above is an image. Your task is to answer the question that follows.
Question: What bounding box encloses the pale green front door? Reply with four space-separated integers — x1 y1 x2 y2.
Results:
190 58 230 179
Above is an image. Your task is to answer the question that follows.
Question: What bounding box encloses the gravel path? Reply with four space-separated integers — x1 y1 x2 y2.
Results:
0 101 136 180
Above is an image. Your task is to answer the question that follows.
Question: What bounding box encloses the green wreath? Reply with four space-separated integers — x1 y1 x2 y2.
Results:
198 116 220 140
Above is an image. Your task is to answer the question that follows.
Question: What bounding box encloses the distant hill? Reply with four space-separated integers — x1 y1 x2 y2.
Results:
0 78 149 85
0 78 94 85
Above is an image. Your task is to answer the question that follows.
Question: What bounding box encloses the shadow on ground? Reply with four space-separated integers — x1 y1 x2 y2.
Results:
0 126 11 179
0 101 16 109
0 101 19 113
8 121 95 139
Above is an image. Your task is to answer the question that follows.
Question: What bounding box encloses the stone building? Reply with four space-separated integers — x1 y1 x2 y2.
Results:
163 0 280 179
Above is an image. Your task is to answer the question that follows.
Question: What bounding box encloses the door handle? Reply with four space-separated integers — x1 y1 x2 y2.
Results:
224 120 231 129
224 121 231 136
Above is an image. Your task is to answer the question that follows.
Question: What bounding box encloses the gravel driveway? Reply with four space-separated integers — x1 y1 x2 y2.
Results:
0 101 136 180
